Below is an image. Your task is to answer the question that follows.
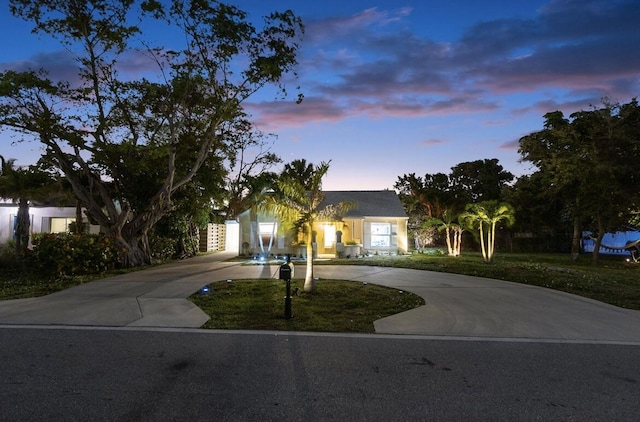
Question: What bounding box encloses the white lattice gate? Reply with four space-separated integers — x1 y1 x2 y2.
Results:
199 223 226 252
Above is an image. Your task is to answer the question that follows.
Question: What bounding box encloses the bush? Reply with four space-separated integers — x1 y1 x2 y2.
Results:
150 236 177 261
0 240 17 269
30 233 118 277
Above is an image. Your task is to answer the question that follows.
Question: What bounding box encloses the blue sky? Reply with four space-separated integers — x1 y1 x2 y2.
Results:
1 0 639 190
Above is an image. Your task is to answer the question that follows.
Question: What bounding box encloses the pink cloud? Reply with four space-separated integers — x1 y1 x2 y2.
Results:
246 97 348 131
420 139 447 146
304 7 413 44
294 1 639 128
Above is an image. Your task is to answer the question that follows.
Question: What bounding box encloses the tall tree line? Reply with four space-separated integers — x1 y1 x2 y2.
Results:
396 99 640 262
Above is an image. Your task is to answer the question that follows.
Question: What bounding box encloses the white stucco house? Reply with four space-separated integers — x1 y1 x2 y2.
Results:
234 190 409 258
0 199 98 245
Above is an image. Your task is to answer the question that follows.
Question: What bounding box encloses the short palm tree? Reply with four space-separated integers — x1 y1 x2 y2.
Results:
426 210 464 256
460 201 515 263
262 160 354 292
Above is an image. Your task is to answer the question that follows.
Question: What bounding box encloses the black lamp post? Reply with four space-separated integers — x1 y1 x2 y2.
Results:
279 256 293 319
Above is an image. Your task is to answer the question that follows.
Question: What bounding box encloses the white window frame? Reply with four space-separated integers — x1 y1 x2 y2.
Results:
370 222 391 247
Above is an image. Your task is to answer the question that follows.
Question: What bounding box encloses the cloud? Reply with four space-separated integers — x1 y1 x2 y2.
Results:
303 7 412 44
0 50 80 85
247 96 348 131
454 0 640 94
5 0 637 132
500 139 520 150
420 139 447 146
289 0 639 126
115 49 165 77
0 47 163 85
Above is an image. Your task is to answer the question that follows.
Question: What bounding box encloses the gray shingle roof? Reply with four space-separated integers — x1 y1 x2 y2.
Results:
321 190 407 218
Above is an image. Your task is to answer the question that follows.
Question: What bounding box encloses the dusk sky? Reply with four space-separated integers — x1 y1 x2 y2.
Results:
1 0 639 190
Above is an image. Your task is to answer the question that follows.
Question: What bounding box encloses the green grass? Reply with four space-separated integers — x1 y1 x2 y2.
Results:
189 278 424 332
0 265 144 300
0 268 85 300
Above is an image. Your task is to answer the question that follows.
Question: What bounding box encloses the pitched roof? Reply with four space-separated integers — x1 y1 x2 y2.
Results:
322 190 407 218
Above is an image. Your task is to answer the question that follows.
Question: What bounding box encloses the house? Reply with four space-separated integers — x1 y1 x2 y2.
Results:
0 199 99 245
234 190 409 258
1 190 409 258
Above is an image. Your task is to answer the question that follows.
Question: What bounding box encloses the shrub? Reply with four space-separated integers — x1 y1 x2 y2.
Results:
0 240 17 269
30 233 118 277
150 236 177 261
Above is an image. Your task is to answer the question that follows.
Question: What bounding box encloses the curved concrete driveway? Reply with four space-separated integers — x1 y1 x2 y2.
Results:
316 266 640 343
1 253 639 343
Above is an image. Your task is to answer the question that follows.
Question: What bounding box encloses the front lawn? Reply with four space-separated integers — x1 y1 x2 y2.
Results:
189 278 424 332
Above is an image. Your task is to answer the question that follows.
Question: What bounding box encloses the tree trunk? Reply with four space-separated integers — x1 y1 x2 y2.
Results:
74 200 84 234
187 218 200 257
110 228 153 267
592 216 604 265
445 227 454 256
479 225 488 262
15 198 30 255
303 227 315 292
571 217 581 262
488 222 496 263
453 228 461 256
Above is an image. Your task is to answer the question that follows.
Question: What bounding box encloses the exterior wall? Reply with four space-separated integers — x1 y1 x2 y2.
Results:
396 217 408 252
339 218 363 245
224 220 240 254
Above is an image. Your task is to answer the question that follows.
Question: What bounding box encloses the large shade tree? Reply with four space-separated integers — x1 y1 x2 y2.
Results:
519 99 640 263
0 0 303 266
449 159 514 204
503 171 570 252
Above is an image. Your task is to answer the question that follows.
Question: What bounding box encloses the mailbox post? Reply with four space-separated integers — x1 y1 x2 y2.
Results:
279 259 293 319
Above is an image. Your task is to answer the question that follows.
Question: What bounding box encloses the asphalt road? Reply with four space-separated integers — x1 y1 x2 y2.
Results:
2 327 639 421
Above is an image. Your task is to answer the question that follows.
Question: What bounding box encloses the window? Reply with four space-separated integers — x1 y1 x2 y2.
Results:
370 223 391 247
50 217 75 233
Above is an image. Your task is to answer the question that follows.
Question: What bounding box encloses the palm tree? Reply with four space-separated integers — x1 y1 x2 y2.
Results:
426 210 464 256
280 159 315 189
262 160 354 292
0 156 60 255
242 173 279 258
460 201 515 263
